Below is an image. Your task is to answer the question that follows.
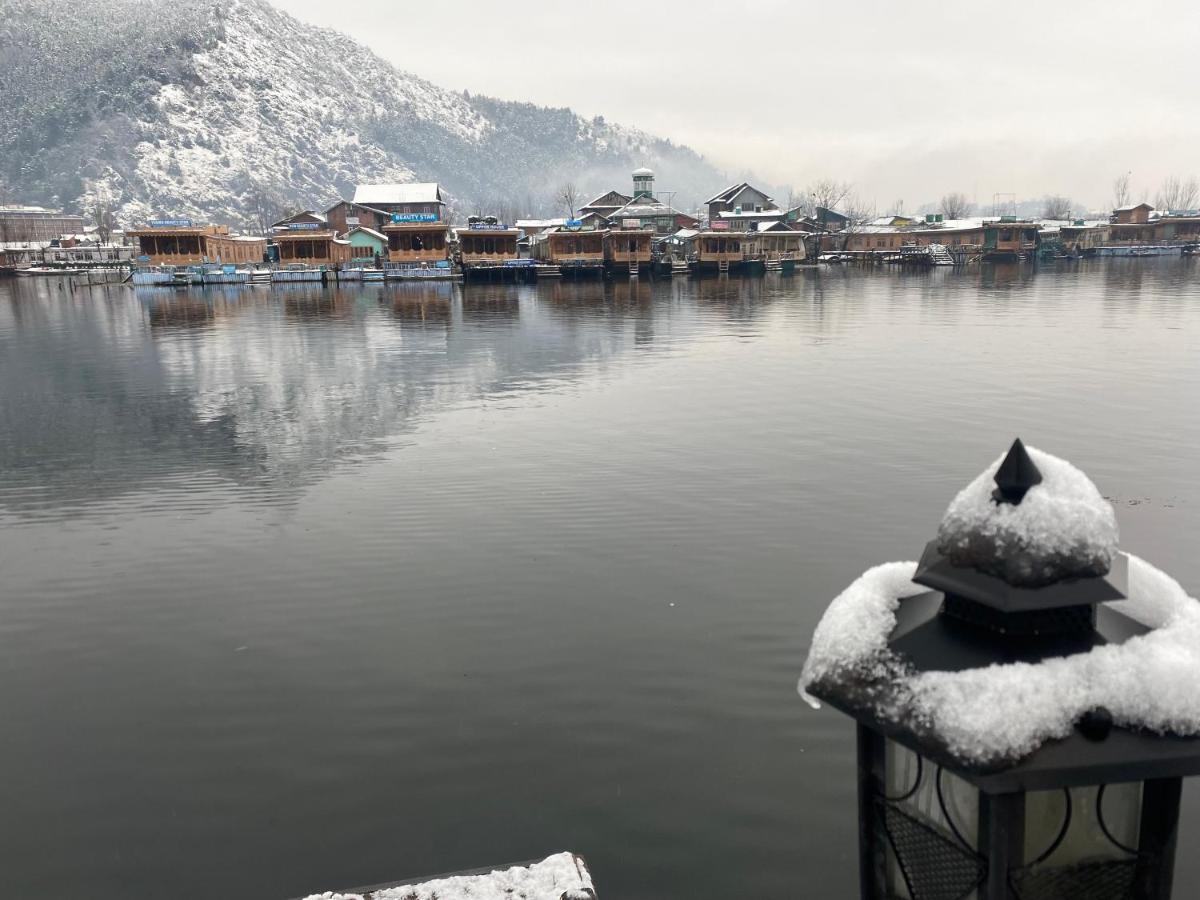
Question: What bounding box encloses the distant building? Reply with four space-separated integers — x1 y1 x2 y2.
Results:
324 200 393 235
705 183 777 225
579 189 632 221
352 183 446 222
0 206 87 243
1111 202 1154 225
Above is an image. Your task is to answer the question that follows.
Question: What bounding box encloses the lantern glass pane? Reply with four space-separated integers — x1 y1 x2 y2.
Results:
884 740 981 900
1023 783 1142 867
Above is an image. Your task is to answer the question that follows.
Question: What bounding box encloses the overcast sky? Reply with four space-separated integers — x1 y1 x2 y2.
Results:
270 0 1200 211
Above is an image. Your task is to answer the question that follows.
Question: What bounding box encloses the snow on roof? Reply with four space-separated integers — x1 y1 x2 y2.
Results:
705 182 749 204
800 446 1200 768
352 182 442 206
302 853 594 900
515 218 567 229
346 226 387 241
632 166 654 177
673 228 699 240
1115 202 1153 211
718 209 786 219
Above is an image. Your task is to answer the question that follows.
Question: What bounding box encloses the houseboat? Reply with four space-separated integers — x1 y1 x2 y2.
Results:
382 219 454 278
746 226 806 272
688 231 762 275
456 218 528 281
603 228 653 277
272 227 352 269
532 227 605 279
126 221 266 267
982 219 1039 261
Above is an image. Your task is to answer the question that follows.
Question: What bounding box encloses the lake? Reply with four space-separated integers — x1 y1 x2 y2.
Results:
1 262 1198 899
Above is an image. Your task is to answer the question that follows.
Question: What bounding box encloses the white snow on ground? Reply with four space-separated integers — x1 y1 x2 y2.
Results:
936 445 1119 586
302 852 593 900
799 554 1200 766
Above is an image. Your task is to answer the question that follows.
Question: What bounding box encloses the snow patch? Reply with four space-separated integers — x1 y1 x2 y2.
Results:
936 445 1118 586
301 852 593 900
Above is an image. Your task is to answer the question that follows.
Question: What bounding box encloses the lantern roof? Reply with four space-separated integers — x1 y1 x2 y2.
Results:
800 441 1200 791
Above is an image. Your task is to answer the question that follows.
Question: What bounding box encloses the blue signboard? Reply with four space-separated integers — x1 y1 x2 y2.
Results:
565 218 583 230
391 213 439 223
504 259 536 267
287 222 321 230
149 218 193 228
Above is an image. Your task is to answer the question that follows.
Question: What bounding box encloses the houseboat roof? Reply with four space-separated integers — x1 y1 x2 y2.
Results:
455 226 520 236
271 210 326 228
353 182 442 206
515 218 567 229
381 220 450 231
1114 202 1154 212
271 229 343 240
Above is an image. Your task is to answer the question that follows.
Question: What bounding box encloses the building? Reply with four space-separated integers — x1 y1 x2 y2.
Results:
324 200 393 235
579 189 632 221
126 222 265 266
982 219 1039 260
0 206 87 243
352 183 446 222
345 227 388 265
705 183 776 224
531 227 605 274
1111 202 1154 225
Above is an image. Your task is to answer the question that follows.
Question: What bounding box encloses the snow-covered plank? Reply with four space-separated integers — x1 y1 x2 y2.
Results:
301 851 595 900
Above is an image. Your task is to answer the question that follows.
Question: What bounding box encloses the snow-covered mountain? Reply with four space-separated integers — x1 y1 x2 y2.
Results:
0 0 724 228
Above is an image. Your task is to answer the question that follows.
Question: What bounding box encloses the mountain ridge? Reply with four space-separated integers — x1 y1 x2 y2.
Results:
0 0 726 229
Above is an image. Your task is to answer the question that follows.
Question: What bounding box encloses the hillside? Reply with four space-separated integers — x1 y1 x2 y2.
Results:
0 0 724 229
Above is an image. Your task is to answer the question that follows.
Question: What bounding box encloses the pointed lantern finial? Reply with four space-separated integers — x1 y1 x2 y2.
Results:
991 437 1043 504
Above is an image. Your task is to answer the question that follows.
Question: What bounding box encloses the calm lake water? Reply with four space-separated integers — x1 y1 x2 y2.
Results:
1 263 1199 899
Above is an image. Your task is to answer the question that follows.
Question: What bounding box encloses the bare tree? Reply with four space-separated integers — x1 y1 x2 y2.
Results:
805 178 853 216
939 192 972 219
888 199 905 216
1042 195 1072 220
1113 173 1131 209
91 191 118 245
1155 175 1200 212
246 182 289 236
556 182 579 219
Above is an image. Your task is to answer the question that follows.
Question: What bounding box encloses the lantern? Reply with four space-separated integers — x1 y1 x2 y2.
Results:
802 439 1200 900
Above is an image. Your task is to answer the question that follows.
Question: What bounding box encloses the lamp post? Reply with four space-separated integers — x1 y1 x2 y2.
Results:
802 439 1200 900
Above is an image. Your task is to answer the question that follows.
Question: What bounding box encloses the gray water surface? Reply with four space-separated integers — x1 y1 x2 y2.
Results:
1 263 1198 899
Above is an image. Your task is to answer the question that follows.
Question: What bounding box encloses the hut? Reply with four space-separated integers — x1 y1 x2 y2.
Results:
603 228 653 276
127 222 265 266
982 218 1039 261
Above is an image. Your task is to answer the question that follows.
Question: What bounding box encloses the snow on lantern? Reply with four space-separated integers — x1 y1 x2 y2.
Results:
800 439 1200 900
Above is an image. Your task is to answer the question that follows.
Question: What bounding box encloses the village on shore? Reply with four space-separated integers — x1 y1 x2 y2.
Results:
2 168 1198 286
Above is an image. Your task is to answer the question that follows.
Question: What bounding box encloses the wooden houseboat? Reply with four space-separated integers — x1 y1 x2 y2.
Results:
532 228 605 278
689 231 761 275
982 219 1039 261
272 228 352 268
747 227 806 272
456 219 525 280
603 228 653 276
127 222 265 267
383 221 451 271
